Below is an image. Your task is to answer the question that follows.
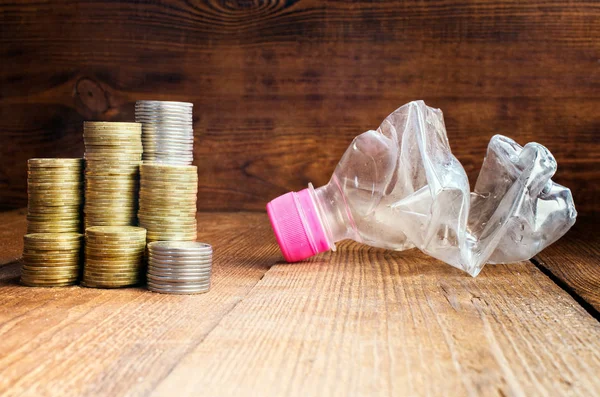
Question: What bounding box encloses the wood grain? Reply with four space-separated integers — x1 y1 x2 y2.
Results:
0 208 26 266
150 241 600 396
533 216 600 314
0 211 280 396
1 0 599 213
0 210 599 396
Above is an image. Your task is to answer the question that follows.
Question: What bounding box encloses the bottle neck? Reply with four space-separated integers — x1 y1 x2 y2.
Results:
309 177 360 247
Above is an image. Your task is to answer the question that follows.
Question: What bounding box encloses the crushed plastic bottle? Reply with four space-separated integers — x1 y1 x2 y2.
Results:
266 101 577 276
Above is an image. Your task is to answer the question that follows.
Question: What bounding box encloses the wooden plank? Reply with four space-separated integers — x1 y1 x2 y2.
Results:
1 0 599 213
533 216 600 314
0 212 280 396
151 242 600 396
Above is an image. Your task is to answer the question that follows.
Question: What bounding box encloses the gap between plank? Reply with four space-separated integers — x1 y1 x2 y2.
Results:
530 257 600 322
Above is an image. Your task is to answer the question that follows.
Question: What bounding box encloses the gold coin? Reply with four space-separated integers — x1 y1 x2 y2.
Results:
85 179 139 186
21 276 78 283
85 161 141 168
28 158 83 167
85 165 139 171
27 175 82 183
23 250 81 259
84 151 142 157
140 164 196 172
139 185 197 193
84 237 145 245
22 269 80 277
24 232 82 241
137 211 196 219
86 225 146 235
140 172 197 179
138 217 194 224
82 271 141 279
85 146 143 153
138 199 196 206
28 180 83 187
27 205 81 213
27 216 81 223
85 253 144 261
27 217 81 224
21 278 77 287
27 226 81 234
84 121 141 128
85 265 143 273
146 235 196 242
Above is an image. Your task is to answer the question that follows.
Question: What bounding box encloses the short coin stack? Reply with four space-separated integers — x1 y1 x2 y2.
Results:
83 226 147 288
21 233 83 287
135 101 194 165
138 163 198 243
83 122 142 228
147 241 212 294
27 158 83 233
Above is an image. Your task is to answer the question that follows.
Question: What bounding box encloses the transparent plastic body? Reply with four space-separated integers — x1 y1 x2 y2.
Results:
310 101 576 276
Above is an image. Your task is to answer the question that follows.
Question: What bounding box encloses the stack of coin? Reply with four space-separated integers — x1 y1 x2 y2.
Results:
147 241 212 294
27 158 83 233
83 122 142 228
138 163 198 243
135 101 193 165
83 226 147 288
20 233 83 287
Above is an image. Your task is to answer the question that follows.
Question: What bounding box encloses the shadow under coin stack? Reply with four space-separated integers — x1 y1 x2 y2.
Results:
147 242 212 294
138 164 198 243
21 158 84 287
83 226 147 288
83 122 142 228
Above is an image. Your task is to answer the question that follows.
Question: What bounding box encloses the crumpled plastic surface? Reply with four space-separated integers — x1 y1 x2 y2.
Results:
338 100 576 276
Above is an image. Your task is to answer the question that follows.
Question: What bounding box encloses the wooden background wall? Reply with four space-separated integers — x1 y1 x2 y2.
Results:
1 0 598 213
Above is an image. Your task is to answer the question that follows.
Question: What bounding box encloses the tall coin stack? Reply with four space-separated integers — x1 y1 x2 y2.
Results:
83 122 142 228
138 164 198 243
147 242 212 294
135 101 194 165
22 158 84 287
27 158 83 233
21 233 83 287
83 226 147 288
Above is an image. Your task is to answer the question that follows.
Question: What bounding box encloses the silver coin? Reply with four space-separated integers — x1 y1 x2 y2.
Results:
147 286 209 295
141 124 194 130
148 251 210 260
147 281 210 291
148 253 211 261
139 122 192 128
148 281 210 290
147 272 210 282
148 250 211 257
148 269 212 278
148 263 212 272
136 100 193 108
149 241 211 251
141 126 194 133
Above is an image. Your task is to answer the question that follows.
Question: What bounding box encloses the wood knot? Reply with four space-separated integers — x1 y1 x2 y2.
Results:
214 0 294 15
75 78 109 114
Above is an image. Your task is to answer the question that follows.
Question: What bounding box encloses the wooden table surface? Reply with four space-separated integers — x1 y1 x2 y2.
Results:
1 210 599 396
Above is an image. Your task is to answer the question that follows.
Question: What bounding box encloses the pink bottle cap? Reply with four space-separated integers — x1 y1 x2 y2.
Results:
266 188 331 262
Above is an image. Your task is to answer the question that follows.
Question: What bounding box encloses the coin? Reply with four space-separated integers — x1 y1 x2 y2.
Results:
147 282 210 295
28 158 83 167
21 278 79 286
